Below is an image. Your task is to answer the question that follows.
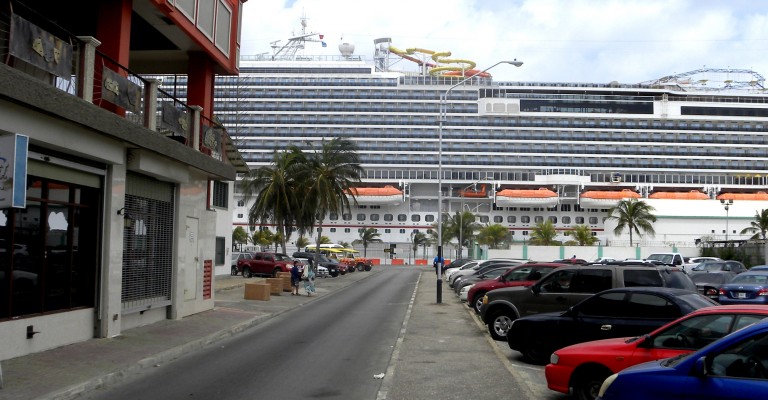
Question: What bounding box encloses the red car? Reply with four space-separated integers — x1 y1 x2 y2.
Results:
467 263 567 313
545 305 768 400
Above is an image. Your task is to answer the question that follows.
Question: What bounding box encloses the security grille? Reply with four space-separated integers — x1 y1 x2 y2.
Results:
121 173 175 314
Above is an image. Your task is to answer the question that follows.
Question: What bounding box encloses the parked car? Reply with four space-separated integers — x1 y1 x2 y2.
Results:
451 261 521 290
508 287 716 365
595 318 768 400
467 262 567 313
293 258 328 277
690 260 747 275
480 262 696 341
452 265 518 296
292 251 341 277
718 269 768 305
231 252 252 276
449 259 526 287
547 305 768 400
237 252 295 278
445 261 479 282
691 271 738 301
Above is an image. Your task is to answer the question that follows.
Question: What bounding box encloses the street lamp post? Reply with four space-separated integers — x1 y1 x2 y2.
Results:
721 199 733 243
437 59 523 304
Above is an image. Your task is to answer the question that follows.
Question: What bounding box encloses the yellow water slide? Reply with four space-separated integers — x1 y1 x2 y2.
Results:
388 46 488 77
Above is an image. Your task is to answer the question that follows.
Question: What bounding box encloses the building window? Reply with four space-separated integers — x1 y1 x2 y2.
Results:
215 237 225 265
1 177 101 319
212 181 228 208
215 1 232 55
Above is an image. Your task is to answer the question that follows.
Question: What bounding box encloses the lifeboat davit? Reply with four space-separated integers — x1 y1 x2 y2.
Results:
717 192 768 201
649 190 709 200
346 185 403 205
495 188 558 207
580 189 640 208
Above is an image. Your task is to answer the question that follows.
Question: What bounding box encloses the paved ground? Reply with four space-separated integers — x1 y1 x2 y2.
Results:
0 266 543 400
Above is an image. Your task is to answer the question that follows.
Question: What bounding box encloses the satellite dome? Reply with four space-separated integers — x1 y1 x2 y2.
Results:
339 41 355 57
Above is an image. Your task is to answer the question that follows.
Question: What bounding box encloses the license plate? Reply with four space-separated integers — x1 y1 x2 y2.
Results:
738 292 747 299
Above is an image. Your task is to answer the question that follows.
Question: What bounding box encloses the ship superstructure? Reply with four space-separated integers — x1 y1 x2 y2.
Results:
199 19 768 252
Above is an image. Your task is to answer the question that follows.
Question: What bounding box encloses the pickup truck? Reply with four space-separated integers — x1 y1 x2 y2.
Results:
645 252 688 271
237 252 295 278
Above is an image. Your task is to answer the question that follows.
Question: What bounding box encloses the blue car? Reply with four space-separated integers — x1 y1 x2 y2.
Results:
597 318 768 399
718 270 768 305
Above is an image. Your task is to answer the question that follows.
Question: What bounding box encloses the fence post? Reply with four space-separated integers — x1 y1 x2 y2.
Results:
75 36 101 102
190 105 203 151
143 78 160 131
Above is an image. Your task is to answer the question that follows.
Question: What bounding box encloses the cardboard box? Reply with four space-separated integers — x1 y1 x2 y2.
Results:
265 278 283 295
244 283 270 301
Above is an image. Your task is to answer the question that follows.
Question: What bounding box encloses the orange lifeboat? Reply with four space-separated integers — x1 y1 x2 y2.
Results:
459 184 488 198
717 192 768 201
580 189 640 208
346 185 403 205
649 191 709 200
495 188 558 207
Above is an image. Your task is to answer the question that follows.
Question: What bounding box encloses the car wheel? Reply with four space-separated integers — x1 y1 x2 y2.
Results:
357 263 365 271
573 368 612 400
272 268 281 278
520 339 552 365
473 293 486 313
330 271 339 277
364 264 372 271
231 266 238 276
488 310 514 341
243 268 253 278
347 266 355 273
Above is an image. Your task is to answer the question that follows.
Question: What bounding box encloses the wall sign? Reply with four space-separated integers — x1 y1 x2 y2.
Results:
0 134 29 208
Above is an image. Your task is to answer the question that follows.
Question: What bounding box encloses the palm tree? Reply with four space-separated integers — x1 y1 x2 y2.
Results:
740 209 768 240
352 227 382 257
607 198 657 246
251 229 273 250
569 224 600 246
232 226 248 250
292 137 363 257
240 150 302 253
448 211 481 257
295 236 310 252
410 231 429 261
529 220 560 245
477 224 509 249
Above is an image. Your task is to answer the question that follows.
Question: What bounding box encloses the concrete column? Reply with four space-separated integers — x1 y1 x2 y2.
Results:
143 78 160 131
75 36 101 102
190 105 203 151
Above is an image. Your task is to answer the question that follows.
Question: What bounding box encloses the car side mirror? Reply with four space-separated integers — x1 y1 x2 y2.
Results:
531 284 541 294
635 334 652 348
694 356 709 377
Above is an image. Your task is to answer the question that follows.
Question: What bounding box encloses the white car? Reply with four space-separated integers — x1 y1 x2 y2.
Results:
445 261 478 281
459 284 473 302
294 257 329 278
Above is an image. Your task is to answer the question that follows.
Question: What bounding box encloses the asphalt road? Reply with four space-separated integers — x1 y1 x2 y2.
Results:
83 268 420 400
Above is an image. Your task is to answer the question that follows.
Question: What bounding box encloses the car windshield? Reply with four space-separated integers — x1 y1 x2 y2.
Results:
730 274 768 285
647 254 673 263
693 261 725 271
692 273 730 284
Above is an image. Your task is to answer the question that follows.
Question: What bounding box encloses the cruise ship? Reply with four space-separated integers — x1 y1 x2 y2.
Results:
197 20 768 253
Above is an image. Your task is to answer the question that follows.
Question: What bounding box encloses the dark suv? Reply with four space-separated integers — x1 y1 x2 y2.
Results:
292 251 341 277
479 262 695 340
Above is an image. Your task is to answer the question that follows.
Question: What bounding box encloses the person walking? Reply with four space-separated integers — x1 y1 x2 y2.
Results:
433 255 444 275
304 265 316 296
290 260 302 295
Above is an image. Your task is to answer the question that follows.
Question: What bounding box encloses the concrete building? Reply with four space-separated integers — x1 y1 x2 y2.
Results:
0 0 248 360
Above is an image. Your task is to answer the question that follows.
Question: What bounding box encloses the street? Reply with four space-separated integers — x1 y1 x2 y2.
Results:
78 267 567 400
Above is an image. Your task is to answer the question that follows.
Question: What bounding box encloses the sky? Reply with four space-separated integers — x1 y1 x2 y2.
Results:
239 0 768 85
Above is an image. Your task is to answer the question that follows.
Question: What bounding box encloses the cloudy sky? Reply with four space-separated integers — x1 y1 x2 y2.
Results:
239 0 768 85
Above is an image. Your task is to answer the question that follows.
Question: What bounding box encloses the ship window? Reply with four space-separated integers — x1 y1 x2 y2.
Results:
342 214 352 221
384 214 394 221
345 228 351 233
549 216 557 224
399 229 406 234
425 215 435 222
534 216 544 223
562 216 571 224
385 229 391 233
494 216 503 223
370 214 380 221
411 214 421 222
398 214 407 222
521 216 530 223
576 217 585 224
357 214 366 221
589 217 598 224
507 216 516 223
330 228 336 233
479 215 489 223
329 213 339 220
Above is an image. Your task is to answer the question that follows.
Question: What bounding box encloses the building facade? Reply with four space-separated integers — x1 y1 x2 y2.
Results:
0 0 247 360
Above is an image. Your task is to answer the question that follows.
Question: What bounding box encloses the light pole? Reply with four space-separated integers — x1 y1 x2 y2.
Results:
721 199 733 243
436 59 523 304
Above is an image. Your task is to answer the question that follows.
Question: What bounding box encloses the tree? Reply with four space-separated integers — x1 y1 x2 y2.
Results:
568 224 600 246
232 226 248 250
740 209 768 240
529 220 560 245
252 229 273 250
448 211 481 257
291 137 363 261
239 150 302 254
607 198 657 246
477 224 509 249
272 231 284 253
410 231 430 261
295 236 310 251
352 227 382 257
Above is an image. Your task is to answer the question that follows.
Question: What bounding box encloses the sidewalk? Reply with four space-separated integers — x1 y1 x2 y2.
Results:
0 267 534 400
